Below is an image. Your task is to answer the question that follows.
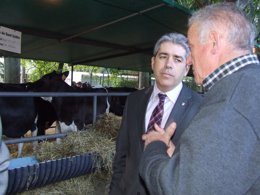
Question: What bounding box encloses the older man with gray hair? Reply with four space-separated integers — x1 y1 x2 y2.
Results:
140 2 260 195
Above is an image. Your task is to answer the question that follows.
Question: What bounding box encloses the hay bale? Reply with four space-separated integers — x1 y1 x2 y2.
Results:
36 114 119 170
19 113 122 195
35 129 115 174
20 129 115 195
20 174 96 195
94 113 121 139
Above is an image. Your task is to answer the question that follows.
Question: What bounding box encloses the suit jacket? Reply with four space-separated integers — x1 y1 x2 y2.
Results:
109 84 203 195
139 64 260 195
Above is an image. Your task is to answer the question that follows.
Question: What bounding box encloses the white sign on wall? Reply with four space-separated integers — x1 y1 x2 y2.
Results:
0 26 22 54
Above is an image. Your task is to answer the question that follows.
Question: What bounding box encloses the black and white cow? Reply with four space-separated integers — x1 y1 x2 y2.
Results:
0 83 38 138
35 71 68 135
77 84 137 116
0 81 60 156
28 71 137 134
0 82 58 137
28 71 108 133
35 97 57 136
0 83 38 156
105 87 137 116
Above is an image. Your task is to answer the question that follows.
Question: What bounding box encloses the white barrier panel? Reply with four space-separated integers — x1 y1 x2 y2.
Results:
0 26 21 54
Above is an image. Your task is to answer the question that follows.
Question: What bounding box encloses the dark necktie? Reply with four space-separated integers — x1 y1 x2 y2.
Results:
147 93 167 132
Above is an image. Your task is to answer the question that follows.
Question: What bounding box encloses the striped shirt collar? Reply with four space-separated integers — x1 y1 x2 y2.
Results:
203 54 259 92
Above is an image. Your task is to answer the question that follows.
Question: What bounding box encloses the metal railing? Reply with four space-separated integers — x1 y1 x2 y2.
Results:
0 91 130 123
0 91 130 144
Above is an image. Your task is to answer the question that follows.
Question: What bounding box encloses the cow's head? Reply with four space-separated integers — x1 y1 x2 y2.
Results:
28 71 70 92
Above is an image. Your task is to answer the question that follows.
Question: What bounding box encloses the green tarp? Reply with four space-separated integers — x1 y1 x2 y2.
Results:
0 0 192 72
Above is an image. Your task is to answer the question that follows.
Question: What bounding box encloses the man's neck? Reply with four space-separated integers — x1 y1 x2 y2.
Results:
219 47 250 67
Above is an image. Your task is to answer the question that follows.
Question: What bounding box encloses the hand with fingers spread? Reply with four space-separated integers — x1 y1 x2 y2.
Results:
142 122 177 157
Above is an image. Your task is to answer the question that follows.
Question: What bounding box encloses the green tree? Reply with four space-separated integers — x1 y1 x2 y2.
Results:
177 0 260 91
177 0 259 52
21 59 69 82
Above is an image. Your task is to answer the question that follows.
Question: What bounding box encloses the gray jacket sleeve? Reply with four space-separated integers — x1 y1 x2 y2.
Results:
140 114 260 195
140 101 260 195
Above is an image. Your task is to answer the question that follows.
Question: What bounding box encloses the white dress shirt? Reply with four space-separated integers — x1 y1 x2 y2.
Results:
145 82 183 132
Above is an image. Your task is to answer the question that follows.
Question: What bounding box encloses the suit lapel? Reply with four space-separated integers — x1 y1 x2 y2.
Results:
139 85 193 147
139 87 153 148
165 85 192 144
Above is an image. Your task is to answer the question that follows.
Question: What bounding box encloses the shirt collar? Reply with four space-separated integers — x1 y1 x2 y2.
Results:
203 54 259 92
152 82 183 103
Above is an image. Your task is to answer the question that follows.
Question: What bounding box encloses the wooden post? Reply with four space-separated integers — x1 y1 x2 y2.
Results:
138 71 150 89
4 57 20 83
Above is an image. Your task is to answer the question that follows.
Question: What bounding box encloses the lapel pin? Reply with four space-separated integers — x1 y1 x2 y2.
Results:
181 102 185 106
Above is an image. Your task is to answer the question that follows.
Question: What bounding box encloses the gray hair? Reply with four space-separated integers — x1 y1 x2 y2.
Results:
153 33 190 58
188 2 256 51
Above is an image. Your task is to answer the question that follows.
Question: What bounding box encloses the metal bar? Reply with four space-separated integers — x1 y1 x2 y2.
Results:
61 3 166 42
93 96 97 124
71 64 74 86
4 133 67 145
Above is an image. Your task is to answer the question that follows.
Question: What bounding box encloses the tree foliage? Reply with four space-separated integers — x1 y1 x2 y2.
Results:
177 0 259 51
21 59 140 87
21 59 67 82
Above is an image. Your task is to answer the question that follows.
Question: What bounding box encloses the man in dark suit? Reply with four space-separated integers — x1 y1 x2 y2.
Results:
109 32 203 195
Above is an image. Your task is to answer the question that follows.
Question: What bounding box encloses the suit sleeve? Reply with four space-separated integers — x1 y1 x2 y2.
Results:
139 141 172 195
109 98 130 194
139 107 260 195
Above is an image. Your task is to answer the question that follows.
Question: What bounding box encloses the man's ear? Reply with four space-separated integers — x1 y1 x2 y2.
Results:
184 64 191 76
209 31 219 55
184 55 192 76
186 54 192 66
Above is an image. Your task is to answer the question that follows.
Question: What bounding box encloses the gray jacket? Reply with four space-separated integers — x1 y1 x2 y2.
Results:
140 64 260 195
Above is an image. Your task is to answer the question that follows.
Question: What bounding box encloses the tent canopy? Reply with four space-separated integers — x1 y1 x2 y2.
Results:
0 0 192 73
